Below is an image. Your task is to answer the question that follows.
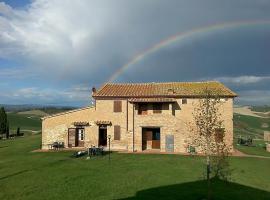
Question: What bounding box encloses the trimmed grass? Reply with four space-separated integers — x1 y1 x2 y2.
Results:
235 140 270 157
0 135 270 200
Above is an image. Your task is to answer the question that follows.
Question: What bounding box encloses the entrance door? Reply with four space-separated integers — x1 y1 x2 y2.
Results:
77 128 85 147
142 128 160 150
99 126 107 146
165 135 174 152
68 128 76 147
152 131 160 149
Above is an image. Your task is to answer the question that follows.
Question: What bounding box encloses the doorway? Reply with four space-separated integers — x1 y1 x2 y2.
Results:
68 128 85 147
98 126 107 147
142 128 160 150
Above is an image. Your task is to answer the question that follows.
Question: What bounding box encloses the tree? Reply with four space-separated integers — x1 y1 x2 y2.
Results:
188 88 231 200
17 127 20 137
0 107 8 137
6 121 10 139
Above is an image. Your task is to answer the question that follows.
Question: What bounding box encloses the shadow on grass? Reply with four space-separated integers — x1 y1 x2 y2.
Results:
118 178 270 200
0 170 29 181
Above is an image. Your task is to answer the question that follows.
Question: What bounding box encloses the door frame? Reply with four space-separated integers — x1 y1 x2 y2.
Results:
142 127 160 150
98 125 108 147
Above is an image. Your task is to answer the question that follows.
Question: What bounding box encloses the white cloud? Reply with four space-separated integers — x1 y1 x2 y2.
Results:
215 75 270 85
235 90 270 105
0 85 91 105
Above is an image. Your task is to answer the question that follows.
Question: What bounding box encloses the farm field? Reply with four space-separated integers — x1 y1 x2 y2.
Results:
0 134 270 200
6 108 72 134
7 112 42 133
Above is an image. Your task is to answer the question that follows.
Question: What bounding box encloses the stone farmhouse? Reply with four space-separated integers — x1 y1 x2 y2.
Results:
42 81 237 153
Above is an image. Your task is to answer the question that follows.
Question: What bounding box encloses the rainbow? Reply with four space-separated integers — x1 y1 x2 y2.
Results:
107 20 270 82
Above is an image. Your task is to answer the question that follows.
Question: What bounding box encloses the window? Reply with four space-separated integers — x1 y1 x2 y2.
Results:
78 129 84 141
114 125 121 140
153 103 162 114
152 132 160 140
182 99 187 104
215 128 225 143
138 104 148 115
113 101 122 112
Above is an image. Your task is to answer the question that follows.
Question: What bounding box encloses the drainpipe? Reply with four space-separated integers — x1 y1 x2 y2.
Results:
133 103 135 152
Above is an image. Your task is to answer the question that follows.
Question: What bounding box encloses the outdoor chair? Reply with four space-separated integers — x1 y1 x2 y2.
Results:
188 145 196 155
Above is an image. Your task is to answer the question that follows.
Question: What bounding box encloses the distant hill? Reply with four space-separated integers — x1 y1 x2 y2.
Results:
17 110 49 117
0 104 77 113
250 105 270 113
234 113 270 139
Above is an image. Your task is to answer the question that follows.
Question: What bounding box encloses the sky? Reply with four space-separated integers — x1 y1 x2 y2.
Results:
0 0 270 106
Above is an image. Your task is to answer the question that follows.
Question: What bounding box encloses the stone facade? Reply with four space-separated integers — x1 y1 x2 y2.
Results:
42 97 234 153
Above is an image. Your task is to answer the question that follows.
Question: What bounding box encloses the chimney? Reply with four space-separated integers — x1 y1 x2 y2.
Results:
92 87 96 95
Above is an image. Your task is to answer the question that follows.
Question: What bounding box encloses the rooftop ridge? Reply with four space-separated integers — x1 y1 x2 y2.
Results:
105 81 220 85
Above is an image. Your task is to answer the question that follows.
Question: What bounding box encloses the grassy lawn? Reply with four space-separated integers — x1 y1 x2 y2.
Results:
235 140 270 157
0 135 270 200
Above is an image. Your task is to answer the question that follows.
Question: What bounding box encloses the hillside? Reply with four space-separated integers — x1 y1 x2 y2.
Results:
233 113 270 139
7 113 41 133
4 106 78 134
17 109 49 117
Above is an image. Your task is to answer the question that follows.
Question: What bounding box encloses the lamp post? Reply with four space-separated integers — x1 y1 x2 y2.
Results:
108 135 111 162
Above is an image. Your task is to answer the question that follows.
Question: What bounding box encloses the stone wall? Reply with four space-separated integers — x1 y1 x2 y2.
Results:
42 107 96 149
42 97 234 153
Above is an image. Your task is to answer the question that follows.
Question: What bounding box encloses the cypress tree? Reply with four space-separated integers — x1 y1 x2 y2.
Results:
6 121 9 139
0 107 7 137
17 127 20 136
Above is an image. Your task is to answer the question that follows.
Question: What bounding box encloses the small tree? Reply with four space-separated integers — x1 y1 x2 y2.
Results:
6 121 9 139
188 88 231 200
17 127 20 136
0 107 8 137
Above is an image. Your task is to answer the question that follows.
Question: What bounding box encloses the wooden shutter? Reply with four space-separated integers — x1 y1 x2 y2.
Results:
114 125 121 140
113 101 122 112
153 103 162 114
68 128 76 147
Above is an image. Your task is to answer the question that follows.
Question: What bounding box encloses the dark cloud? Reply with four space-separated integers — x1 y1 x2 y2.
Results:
0 0 270 105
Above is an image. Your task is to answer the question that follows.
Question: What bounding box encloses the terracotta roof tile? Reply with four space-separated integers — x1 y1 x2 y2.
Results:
128 98 176 103
93 81 237 98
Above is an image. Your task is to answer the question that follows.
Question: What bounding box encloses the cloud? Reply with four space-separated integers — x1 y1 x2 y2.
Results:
215 76 270 85
235 90 270 105
0 0 270 105
0 84 91 106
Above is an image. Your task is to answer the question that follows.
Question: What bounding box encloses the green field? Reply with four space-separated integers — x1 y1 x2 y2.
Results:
233 113 270 139
235 140 270 157
251 106 270 113
0 135 270 200
7 112 42 132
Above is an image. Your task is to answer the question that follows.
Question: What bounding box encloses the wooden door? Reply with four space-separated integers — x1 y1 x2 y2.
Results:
142 131 147 150
146 131 152 150
152 140 160 149
68 128 76 147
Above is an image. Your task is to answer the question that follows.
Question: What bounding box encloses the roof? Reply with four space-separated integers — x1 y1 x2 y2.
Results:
93 81 237 98
42 106 93 120
128 98 176 103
